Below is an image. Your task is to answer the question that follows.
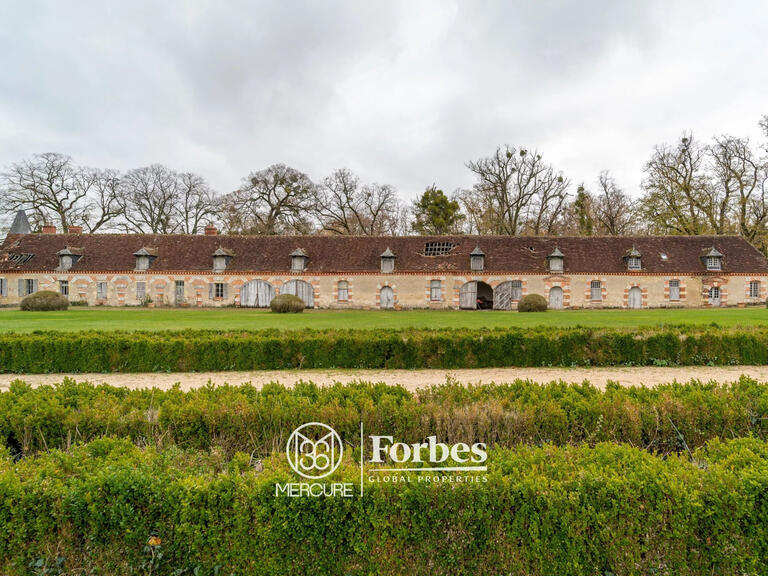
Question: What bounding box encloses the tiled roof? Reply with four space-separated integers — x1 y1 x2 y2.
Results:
1 233 766 274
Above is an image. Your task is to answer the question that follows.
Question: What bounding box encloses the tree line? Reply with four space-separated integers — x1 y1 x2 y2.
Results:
2 115 766 250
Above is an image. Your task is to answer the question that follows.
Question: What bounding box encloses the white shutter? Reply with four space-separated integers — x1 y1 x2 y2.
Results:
18 279 25 297
209 283 214 299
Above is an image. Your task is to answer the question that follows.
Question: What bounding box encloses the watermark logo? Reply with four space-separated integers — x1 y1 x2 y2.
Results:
286 422 344 480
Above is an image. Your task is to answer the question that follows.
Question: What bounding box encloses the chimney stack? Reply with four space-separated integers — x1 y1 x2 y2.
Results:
41 224 57 234
204 224 218 236
68 225 83 234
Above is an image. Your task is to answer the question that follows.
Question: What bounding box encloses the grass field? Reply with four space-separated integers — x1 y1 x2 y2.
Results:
1 305 768 332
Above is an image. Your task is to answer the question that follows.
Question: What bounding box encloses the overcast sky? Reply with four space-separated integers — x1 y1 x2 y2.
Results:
1 0 767 206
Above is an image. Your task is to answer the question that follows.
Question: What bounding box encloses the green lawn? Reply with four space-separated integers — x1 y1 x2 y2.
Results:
1 306 768 332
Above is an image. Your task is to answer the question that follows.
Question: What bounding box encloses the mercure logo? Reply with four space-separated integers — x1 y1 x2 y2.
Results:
286 422 344 480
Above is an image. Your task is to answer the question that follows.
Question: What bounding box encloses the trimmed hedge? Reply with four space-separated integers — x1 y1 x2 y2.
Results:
1 437 767 575
270 293 305 313
517 293 548 312
19 290 69 311
2 325 768 373
2 378 767 456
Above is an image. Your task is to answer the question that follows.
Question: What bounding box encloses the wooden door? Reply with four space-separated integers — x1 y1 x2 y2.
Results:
549 286 563 309
282 280 315 308
494 282 514 310
459 282 477 309
628 286 642 309
241 280 275 308
380 286 394 309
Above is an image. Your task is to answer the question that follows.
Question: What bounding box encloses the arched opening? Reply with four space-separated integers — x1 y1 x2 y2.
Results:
240 279 275 308
281 279 315 308
459 281 493 309
709 286 721 307
548 286 564 310
627 286 642 309
380 286 394 309
494 280 522 310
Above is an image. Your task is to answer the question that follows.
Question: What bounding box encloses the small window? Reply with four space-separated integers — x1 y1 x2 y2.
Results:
706 256 721 271
291 256 306 273
0 278 6 297
136 256 149 271
424 242 456 257
23 279 37 296
430 280 441 301
627 257 641 270
97 282 107 300
470 255 484 272
215 282 225 299
590 280 602 301
669 279 680 301
660 253 668 261
338 281 349 302
9 253 34 265
549 258 563 273
136 282 146 300
511 280 522 301
59 280 69 297
381 258 394 274
750 280 760 299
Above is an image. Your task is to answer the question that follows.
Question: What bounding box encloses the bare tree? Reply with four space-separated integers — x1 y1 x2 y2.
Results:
119 164 181 234
0 152 120 232
80 168 123 232
593 171 636 235
760 115 768 139
464 145 569 235
223 164 316 235
639 134 717 235
176 172 218 234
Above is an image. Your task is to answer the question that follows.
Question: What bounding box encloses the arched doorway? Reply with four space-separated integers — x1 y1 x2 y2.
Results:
709 286 721 307
380 286 394 309
240 279 275 308
628 286 642 309
281 279 315 308
460 281 493 309
494 280 522 310
548 286 563 309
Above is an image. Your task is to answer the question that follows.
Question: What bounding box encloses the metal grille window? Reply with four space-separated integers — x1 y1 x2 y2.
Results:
669 279 680 301
511 280 522 301
590 280 602 301
59 280 69 297
424 242 456 257
750 280 760 299
97 282 107 300
627 257 641 270
337 281 349 302
430 280 441 301
136 282 146 300
9 253 34 265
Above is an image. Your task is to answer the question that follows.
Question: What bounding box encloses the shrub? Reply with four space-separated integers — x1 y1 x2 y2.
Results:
270 294 305 313
0 438 767 575
19 290 69 311
517 293 547 312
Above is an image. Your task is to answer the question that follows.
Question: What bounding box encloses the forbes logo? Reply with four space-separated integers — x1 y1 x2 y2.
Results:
370 435 487 470
286 422 344 480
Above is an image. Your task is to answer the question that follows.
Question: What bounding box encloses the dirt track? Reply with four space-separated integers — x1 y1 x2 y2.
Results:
2 366 768 391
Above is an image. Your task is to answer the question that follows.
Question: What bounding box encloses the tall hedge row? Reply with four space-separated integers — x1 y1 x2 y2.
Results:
1 326 768 372
1 437 767 575
2 378 768 456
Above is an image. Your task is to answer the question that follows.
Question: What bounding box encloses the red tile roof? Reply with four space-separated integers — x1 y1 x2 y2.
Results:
1 233 766 274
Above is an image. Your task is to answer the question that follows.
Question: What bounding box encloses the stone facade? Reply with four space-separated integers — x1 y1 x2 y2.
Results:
1 270 766 309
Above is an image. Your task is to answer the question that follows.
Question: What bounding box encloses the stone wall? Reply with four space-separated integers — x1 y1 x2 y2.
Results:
0 271 766 309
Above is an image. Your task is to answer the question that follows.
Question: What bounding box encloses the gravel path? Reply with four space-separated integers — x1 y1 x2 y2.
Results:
2 366 768 391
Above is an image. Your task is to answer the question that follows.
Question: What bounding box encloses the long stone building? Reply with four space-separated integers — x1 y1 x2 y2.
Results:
2 213 768 310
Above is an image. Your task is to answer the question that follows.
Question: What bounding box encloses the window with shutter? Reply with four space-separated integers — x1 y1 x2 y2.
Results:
0 278 6 297
669 280 680 301
750 281 760 299
337 281 349 302
590 280 602 301
97 282 107 299
59 280 69 297
430 280 441 301
136 282 146 300
511 280 522 301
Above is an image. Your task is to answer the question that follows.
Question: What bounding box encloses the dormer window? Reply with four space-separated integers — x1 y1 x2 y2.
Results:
703 247 723 271
547 247 564 273
212 247 233 272
625 247 642 270
291 248 308 273
56 247 82 271
380 247 395 274
133 247 157 271
470 246 485 272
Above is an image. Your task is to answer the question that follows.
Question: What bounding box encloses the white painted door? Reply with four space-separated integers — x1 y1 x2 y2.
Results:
240 280 275 308
380 286 394 309
628 286 642 309
282 280 315 308
459 282 477 309
709 286 721 307
549 286 563 309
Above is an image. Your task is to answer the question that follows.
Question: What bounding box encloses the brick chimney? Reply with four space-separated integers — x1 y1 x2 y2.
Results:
41 224 57 234
204 224 218 236
68 225 83 234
